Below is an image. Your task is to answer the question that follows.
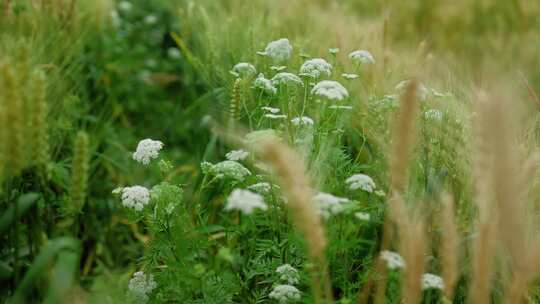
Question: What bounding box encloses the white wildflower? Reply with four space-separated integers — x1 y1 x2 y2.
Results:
262 106 281 114
380 250 406 269
346 174 376 193
110 10 121 27
424 109 443 121
254 74 277 94
421 273 444 290
265 114 287 119
144 15 158 25
276 264 300 285
225 149 249 161
128 271 157 304
271 65 287 71
260 38 293 62
291 116 314 126
395 80 430 101
225 189 268 214
272 72 304 87
232 62 257 78
248 182 273 194
313 192 349 218
121 186 150 211
201 161 251 182
348 50 375 64
311 80 349 101
167 47 181 59
329 48 340 54
342 73 359 80
269 284 301 303
118 1 132 12
355 212 371 221
329 105 353 110
375 190 386 197
132 139 164 165
299 58 332 79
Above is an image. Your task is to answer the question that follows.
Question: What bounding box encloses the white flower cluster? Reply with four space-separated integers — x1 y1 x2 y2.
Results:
348 50 375 64
132 139 164 165
225 188 268 214
424 109 443 121
269 284 301 303
232 62 257 78
346 173 376 193
201 160 251 182
421 273 444 290
299 58 332 78
254 74 277 94
248 182 273 194
276 264 300 285
342 73 359 80
272 72 304 87
355 212 370 221
119 186 151 211
127 271 157 304
380 250 406 270
226 149 249 161
313 192 349 218
262 106 281 114
260 38 293 62
291 116 314 127
311 80 349 101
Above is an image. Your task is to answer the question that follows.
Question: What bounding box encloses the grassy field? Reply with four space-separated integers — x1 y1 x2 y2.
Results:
2 0 540 303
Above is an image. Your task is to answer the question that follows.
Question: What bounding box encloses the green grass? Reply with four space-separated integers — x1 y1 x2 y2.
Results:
1 0 540 303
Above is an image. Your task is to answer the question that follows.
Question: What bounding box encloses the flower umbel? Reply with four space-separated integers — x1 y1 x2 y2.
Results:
225 189 268 214
421 273 444 290
133 139 164 165
311 80 349 101
127 271 157 304
226 149 249 161
346 173 376 193
348 50 375 64
299 58 332 78
120 186 151 211
276 264 300 285
269 284 301 303
380 250 406 269
260 38 293 62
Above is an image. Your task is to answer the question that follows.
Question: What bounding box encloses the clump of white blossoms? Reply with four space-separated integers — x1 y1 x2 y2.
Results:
329 105 353 110
299 58 332 78
248 182 273 194
262 106 281 114
381 250 406 270
201 160 251 182
272 72 304 87
311 80 349 101
128 271 157 304
226 149 249 161
253 74 277 94
342 73 359 80
132 139 164 165
118 1 132 12
355 212 371 221
395 80 430 101
313 192 349 218
346 173 376 193
421 273 444 290
265 114 287 119
225 189 268 214
167 47 181 59
291 116 314 127
231 62 257 78
424 109 443 121
348 50 375 64
329 48 340 54
259 38 293 62
144 14 158 25
271 65 287 71
276 264 300 285
118 186 151 211
269 284 301 303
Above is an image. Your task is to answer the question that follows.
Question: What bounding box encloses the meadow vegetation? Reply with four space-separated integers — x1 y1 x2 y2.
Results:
2 0 540 303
